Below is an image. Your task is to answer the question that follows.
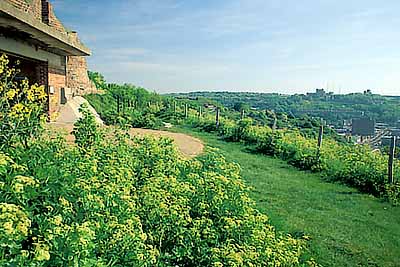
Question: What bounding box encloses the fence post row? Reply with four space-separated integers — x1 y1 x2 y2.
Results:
388 136 396 184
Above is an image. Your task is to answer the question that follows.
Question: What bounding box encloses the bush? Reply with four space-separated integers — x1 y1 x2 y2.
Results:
0 54 47 149
0 128 310 266
72 103 103 151
385 183 400 206
187 114 400 199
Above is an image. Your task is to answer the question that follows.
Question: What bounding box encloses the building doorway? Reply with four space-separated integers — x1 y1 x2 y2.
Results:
1 51 50 112
2 52 46 85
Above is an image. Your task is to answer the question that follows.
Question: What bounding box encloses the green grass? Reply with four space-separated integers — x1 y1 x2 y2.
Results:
173 126 400 267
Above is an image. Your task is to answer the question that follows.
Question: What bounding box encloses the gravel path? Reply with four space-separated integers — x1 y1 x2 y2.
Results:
48 124 204 158
49 97 203 158
129 128 204 158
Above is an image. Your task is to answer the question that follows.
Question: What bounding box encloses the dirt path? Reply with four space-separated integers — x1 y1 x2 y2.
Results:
129 128 204 158
48 124 204 158
49 98 203 157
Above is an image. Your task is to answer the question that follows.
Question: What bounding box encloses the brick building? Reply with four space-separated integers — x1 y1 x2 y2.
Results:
0 0 96 118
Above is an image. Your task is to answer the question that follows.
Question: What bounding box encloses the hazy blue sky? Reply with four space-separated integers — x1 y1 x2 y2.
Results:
53 0 400 95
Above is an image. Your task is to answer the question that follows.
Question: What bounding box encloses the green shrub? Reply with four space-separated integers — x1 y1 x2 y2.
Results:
0 54 47 149
187 114 399 199
72 103 103 151
0 128 311 266
384 183 400 206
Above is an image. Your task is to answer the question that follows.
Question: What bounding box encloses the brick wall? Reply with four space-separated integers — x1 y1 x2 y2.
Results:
48 65 66 115
7 0 31 13
47 2 66 33
31 0 42 20
5 0 66 33
67 56 97 96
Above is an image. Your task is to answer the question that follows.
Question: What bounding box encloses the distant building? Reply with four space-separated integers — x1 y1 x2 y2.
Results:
203 103 216 110
352 118 375 136
363 89 372 95
306 88 334 99
0 0 96 119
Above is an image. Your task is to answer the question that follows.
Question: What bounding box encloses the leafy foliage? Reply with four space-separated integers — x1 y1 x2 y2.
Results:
0 64 311 266
84 84 169 129
187 114 399 200
170 91 400 127
0 128 311 266
88 71 107 90
0 54 47 149
72 103 103 151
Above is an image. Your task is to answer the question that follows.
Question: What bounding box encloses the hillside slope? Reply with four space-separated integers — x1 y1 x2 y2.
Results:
174 127 400 267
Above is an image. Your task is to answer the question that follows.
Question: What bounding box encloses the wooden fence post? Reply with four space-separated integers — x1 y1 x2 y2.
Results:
117 96 120 114
272 115 277 130
241 109 245 120
388 136 396 184
317 123 324 159
123 99 127 113
198 106 202 118
184 104 188 118
216 108 220 128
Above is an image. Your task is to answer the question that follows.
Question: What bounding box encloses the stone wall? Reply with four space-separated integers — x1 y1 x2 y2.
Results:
48 64 66 115
7 0 42 20
67 56 97 96
7 0 65 32
6 0 31 14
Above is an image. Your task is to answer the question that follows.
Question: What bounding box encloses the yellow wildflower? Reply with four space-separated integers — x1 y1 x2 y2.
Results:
15 175 38 187
3 221 13 235
13 182 24 193
52 215 62 226
0 203 31 240
21 250 29 258
6 89 17 100
34 243 50 261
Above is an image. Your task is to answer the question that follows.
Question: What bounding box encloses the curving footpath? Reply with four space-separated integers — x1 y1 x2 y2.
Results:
48 97 204 158
129 128 204 158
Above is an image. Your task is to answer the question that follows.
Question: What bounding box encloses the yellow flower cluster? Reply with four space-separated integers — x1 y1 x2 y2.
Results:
34 241 50 261
12 175 39 193
8 103 31 120
0 153 11 168
0 54 9 76
1 54 48 129
75 222 96 246
0 203 31 241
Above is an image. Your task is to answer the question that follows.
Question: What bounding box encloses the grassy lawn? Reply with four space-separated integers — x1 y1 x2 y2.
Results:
173 126 400 267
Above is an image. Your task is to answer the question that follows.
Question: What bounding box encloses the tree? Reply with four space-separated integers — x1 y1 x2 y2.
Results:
88 71 107 90
233 102 250 112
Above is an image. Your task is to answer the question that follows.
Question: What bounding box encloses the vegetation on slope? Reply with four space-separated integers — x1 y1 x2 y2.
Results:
185 114 400 204
85 73 400 204
169 91 400 127
1 55 312 266
173 127 400 267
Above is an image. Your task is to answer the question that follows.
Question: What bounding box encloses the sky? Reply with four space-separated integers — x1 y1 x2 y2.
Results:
53 0 400 95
